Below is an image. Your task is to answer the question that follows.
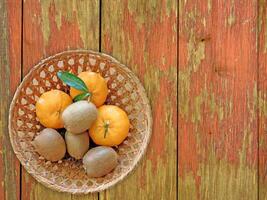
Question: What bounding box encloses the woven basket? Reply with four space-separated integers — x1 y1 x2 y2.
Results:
8 50 152 194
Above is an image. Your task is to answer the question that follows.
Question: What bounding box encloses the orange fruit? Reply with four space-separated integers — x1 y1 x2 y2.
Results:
89 105 130 146
70 71 108 107
36 89 72 128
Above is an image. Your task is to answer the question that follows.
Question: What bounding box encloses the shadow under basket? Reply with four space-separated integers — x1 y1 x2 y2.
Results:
8 50 152 194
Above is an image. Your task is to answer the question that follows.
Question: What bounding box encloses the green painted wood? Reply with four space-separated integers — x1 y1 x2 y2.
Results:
21 0 99 199
1 0 22 199
259 0 267 199
179 0 258 199
100 0 177 199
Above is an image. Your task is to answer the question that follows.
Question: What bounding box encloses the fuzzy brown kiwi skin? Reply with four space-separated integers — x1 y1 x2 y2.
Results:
65 131 89 159
32 128 66 162
82 146 118 178
62 100 98 134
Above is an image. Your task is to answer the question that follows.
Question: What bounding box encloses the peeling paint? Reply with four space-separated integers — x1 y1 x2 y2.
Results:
258 0 267 53
192 89 208 123
179 0 258 199
21 0 99 199
1 1 20 199
227 11 235 27
40 0 99 47
179 70 190 119
258 0 265 33
208 0 211 13
227 0 236 27
259 91 267 117
30 183 72 200
199 145 257 200
179 10 205 119
202 17 206 27
178 172 197 200
191 40 205 72
184 10 205 72
127 0 158 29
259 2 267 198
101 0 177 198
40 1 50 44
166 0 175 16
264 15 267 53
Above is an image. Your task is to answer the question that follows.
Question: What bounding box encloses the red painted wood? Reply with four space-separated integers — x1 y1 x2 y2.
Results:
5 1 22 199
179 0 258 199
259 1 267 199
100 0 177 199
21 1 99 199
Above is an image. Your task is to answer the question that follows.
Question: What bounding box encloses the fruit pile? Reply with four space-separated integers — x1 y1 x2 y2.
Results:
33 71 130 178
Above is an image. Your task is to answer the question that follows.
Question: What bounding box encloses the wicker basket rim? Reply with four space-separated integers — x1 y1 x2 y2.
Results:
8 49 153 194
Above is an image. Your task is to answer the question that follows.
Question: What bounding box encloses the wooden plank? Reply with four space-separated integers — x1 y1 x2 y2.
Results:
259 0 267 199
179 0 258 199
22 0 99 199
100 0 177 199
0 0 22 199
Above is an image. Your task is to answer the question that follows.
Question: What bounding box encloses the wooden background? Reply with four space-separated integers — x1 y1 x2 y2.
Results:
179 0 267 200
0 0 177 200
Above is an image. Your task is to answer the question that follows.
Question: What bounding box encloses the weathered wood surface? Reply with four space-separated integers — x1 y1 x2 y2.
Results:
179 0 258 200
100 0 177 200
1 0 21 199
259 1 267 200
1 0 178 200
21 0 99 199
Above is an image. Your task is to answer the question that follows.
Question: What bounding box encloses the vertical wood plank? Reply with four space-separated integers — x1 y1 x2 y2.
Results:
1 0 22 199
22 0 99 199
259 0 267 199
101 0 177 199
179 0 258 199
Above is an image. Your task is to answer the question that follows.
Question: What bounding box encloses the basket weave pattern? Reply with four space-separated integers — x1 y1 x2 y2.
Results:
9 50 152 194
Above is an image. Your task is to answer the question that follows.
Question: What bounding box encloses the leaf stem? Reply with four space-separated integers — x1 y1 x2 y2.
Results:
103 121 110 138
73 92 91 102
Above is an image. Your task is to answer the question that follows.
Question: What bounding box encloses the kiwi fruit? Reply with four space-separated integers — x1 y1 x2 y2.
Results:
82 146 118 177
62 100 97 134
65 131 89 159
32 128 66 161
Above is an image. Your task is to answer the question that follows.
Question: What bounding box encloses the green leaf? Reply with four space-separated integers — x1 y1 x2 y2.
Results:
73 92 91 102
57 71 88 92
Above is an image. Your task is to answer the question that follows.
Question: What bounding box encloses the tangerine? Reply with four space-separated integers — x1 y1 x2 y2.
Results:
89 105 130 146
70 71 108 107
36 89 72 128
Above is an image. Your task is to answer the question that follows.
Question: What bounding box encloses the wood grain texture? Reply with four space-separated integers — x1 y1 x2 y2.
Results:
100 0 177 199
22 0 99 199
1 0 22 199
259 0 267 199
179 0 258 199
